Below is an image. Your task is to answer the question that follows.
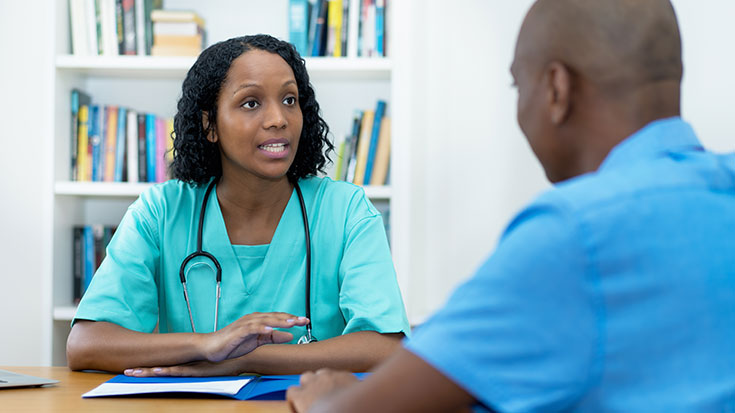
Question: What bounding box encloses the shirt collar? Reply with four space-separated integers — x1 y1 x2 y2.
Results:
598 117 703 172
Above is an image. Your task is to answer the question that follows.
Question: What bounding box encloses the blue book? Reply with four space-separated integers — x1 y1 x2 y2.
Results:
88 105 102 182
310 0 328 56
363 100 386 185
114 107 127 182
82 226 95 295
146 113 156 182
289 0 310 56
376 0 385 56
83 373 369 400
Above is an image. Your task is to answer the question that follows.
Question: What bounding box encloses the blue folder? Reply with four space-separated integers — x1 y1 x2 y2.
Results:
94 373 369 401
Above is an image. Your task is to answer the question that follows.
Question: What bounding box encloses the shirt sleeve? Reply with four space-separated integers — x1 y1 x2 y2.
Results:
405 198 602 412
72 196 161 333
337 191 411 337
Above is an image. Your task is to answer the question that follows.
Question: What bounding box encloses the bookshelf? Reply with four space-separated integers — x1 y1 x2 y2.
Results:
45 0 413 365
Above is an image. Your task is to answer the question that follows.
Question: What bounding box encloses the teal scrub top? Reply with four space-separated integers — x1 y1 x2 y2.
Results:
74 176 410 343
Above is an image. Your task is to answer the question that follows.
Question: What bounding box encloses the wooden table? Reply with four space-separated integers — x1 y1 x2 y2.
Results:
1 366 291 412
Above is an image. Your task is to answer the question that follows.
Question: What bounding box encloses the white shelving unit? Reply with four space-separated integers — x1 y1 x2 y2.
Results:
44 0 412 365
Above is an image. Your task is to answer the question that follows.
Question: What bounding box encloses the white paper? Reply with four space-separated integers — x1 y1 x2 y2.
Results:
82 378 252 398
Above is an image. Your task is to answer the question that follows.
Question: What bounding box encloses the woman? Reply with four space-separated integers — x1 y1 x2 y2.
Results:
66 34 409 376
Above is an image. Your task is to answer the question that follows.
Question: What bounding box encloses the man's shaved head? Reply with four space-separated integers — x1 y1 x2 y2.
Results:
518 0 682 94
512 0 684 183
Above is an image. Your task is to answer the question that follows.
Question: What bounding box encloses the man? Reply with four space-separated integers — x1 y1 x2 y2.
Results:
287 0 735 411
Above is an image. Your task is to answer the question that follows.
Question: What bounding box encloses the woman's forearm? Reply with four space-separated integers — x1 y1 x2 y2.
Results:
235 331 404 375
67 320 206 372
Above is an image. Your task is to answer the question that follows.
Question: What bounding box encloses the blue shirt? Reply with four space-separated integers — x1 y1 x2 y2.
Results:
406 118 735 412
74 176 410 343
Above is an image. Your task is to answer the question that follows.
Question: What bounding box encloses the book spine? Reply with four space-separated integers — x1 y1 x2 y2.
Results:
121 0 137 54
307 0 320 57
363 100 385 185
69 0 87 55
370 116 391 185
146 113 156 182
70 90 80 180
327 0 342 57
137 113 147 182
156 117 166 182
311 0 328 56
375 0 385 56
84 0 99 55
114 107 127 181
353 109 374 185
165 118 174 178
104 106 118 182
115 0 124 54
77 104 90 181
289 0 309 57
346 0 359 57
340 0 349 56
82 226 95 295
135 0 145 54
88 105 101 182
73 227 83 305
345 110 363 182
334 138 346 180
126 110 138 182
94 0 103 54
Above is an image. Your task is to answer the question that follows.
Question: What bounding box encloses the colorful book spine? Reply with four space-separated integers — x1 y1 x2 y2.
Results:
370 116 390 185
76 104 90 181
289 0 309 57
375 0 385 56
73 227 83 304
363 99 385 185
146 113 156 182
103 105 118 181
88 105 102 181
82 225 95 294
126 110 138 183
327 0 343 57
121 0 136 54
114 106 127 181
352 109 374 185
311 0 328 56
137 113 147 182
155 117 166 182
347 0 360 57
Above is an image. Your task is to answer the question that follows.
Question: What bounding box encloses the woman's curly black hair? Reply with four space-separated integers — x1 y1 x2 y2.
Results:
171 34 333 184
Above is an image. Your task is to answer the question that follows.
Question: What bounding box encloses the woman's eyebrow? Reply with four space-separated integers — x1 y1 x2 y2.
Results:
232 83 259 95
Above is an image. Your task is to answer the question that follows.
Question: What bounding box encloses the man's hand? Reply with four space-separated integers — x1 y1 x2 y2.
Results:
286 369 359 413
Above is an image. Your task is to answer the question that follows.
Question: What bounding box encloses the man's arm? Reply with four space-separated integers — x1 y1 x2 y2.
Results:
287 348 477 413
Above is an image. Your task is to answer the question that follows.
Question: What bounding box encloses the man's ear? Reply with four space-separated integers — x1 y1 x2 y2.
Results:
546 61 572 125
202 111 217 143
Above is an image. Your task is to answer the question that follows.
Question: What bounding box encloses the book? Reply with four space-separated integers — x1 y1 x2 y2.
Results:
88 105 102 182
363 99 386 185
69 0 88 55
352 109 374 185
76 104 90 181
150 9 204 25
152 34 202 48
70 89 91 180
334 138 346 181
126 110 138 183
114 107 127 182
115 0 124 54
151 44 201 56
100 0 119 56
344 111 362 182
94 0 103 54
85 0 99 55
135 0 145 54
72 227 83 304
103 105 118 182
82 226 95 294
146 113 156 182
155 117 166 182
375 0 385 56
326 0 343 57
137 113 147 182
83 373 368 401
289 0 309 57
340 0 349 56
121 0 137 54
369 116 390 185
310 0 328 56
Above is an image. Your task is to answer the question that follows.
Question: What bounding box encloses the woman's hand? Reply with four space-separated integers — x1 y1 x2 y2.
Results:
123 312 309 377
200 312 310 363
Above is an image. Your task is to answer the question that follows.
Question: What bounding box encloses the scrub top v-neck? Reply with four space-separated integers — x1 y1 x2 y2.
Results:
73 176 410 343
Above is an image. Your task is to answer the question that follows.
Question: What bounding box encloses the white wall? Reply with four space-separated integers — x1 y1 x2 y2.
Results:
1 0 733 363
0 2 54 365
405 0 735 322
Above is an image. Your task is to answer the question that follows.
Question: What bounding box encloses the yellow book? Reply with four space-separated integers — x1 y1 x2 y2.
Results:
327 0 343 57
103 106 118 182
352 110 374 186
76 105 89 181
370 117 391 186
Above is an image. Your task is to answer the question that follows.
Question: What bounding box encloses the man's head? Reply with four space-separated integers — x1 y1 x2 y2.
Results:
511 0 683 183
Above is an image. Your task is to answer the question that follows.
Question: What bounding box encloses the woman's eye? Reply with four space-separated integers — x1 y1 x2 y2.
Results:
283 96 296 105
242 100 259 109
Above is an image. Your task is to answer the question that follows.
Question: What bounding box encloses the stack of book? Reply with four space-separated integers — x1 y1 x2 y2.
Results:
334 100 390 186
289 0 387 58
70 89 173 183
68 0 163 56
150 10 205 56
73 225 117 303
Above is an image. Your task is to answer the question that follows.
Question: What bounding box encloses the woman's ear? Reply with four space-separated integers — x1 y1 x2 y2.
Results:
202 111 217 143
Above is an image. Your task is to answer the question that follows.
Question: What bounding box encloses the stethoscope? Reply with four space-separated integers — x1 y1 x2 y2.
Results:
178 177 317 344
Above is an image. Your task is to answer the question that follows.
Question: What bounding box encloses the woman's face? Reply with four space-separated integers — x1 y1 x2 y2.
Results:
209 49 303 182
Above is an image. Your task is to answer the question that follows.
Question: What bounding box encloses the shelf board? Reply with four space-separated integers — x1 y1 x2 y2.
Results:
55 55 392 80
53 306 77 321
55 181 392 199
